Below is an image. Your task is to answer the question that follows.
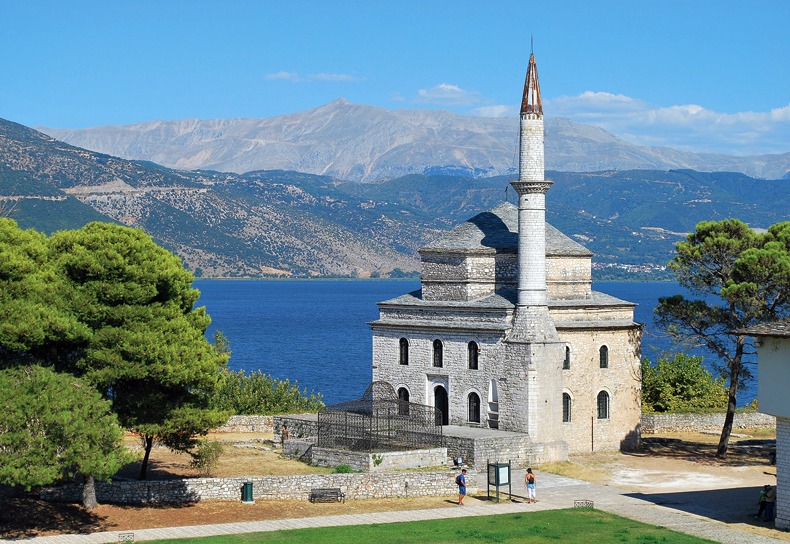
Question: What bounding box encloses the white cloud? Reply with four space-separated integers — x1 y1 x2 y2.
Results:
416 83 483 107
310 73 362 82
472 104 514 118
545 92 790 155
265 71 300 82
265 71 361 83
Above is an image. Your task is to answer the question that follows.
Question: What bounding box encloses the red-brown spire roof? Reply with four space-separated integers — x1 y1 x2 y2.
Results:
520 53 542 115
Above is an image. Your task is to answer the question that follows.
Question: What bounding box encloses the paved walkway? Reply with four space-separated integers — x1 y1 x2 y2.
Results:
3 472 787 544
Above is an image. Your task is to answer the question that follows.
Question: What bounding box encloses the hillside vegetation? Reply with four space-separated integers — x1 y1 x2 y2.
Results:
2 118 788 280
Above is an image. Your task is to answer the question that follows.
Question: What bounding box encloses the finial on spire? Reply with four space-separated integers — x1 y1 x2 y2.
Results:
520 49 542 116
530 34 533 55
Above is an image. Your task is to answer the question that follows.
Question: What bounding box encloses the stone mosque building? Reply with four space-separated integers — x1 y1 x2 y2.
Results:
370 54 642 462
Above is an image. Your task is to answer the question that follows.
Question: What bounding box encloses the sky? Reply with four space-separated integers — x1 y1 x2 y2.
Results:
1 0 789 156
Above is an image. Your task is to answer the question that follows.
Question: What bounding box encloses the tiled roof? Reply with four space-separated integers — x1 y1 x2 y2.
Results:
739 318 790 338
419 202 592 256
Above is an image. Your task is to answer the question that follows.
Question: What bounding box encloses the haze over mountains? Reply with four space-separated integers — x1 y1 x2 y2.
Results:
39 99 790 181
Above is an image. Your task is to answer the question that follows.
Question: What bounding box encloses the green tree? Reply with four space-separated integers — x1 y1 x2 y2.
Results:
0 365 132 508
47 222 230 479
0 219 88 368
641 354 727 413
656 219 790 457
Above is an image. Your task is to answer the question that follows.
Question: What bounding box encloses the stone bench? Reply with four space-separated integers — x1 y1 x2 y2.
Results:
309 487 345 503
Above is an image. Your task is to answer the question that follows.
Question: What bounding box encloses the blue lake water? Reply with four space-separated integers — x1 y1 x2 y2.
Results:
196 279 757 406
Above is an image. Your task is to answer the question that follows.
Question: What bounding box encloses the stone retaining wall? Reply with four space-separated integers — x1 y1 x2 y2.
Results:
41 470 474 504
641 412 775 434
215 415 274 433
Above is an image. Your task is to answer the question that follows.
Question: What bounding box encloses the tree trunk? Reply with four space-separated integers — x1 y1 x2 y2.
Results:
717 340 744 458
139 434 154 480
82 474 98 510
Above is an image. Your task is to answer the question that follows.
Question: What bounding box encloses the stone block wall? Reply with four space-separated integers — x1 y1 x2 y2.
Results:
775 417 789 530
641 412 776 433
309 447 447 471
41 470 476 504
216 415 274 433
444 433 548 467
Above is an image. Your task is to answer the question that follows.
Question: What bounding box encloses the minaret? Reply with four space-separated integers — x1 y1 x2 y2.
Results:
508 52 558 343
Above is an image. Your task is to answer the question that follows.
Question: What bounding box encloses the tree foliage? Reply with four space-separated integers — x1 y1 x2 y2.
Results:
0 366 132 493
641 354 727 413
0 219 230 481
208 369 324 415
655 219 790 456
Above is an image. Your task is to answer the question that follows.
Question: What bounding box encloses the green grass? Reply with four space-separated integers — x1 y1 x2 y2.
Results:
147 509 718 544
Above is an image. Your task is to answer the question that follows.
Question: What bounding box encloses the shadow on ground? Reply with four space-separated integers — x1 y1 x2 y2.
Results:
625 485 775 528
0 495 111 539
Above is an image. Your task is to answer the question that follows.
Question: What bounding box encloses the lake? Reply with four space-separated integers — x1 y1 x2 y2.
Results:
196 279 757 406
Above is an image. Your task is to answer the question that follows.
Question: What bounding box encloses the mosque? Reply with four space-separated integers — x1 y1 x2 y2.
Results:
370 53 643 462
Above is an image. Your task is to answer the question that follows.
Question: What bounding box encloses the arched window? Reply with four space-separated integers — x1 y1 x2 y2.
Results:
597 391 610 419
399 338 409 365
433 339 443 368
468 392 481 423
467 341 479 370
599 345 609 368
397 387 410 416
562 393 572 422
563 345 571 370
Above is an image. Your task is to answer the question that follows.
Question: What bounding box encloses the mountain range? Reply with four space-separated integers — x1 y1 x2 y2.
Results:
39 99 790 182
2 117 789 280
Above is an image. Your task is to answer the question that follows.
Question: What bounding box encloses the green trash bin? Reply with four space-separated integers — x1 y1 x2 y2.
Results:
242 481 254 503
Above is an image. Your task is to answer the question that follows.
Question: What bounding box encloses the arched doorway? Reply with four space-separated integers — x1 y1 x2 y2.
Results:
434 385 449 425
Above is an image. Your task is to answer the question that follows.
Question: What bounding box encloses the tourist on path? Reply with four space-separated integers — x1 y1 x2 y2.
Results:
457 468 467 505
525 468 536 503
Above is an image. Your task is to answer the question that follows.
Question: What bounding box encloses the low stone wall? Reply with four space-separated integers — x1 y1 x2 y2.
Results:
444 434 544 468
215 415 274 433
41 470 474 504
641 412 775 434
309 447 447 471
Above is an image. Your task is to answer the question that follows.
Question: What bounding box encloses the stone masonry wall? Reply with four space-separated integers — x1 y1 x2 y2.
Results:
641 412 775 433
41 470 476 504
775 417 789 530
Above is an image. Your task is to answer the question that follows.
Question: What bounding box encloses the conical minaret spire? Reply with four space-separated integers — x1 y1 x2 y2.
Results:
509 51 557 342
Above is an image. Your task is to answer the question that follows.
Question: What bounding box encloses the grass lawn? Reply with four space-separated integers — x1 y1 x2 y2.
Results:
149 509 717 544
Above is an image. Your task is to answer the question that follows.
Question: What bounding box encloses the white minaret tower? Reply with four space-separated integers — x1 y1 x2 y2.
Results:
508 51 558 343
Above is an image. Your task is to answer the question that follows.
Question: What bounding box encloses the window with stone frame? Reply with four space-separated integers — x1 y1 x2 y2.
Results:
399 338 409 365
433 339 443 368
563 345 571 370
599 345 609 368
468 341 479 370
597 391 610 419
468 392 481 423
562 392 572 422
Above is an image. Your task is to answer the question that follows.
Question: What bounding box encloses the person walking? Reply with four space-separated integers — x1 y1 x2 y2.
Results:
457 468 467 505
525 468 536 503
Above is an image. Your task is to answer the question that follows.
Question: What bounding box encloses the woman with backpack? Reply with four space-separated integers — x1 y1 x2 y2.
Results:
525 468 536 503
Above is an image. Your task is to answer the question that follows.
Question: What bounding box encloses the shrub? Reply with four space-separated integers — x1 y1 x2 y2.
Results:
642 354 728 413
208 369 324 415
189 441 224 477
333 464 353 473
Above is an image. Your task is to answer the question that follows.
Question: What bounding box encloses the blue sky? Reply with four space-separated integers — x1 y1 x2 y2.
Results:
2 0 788 156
